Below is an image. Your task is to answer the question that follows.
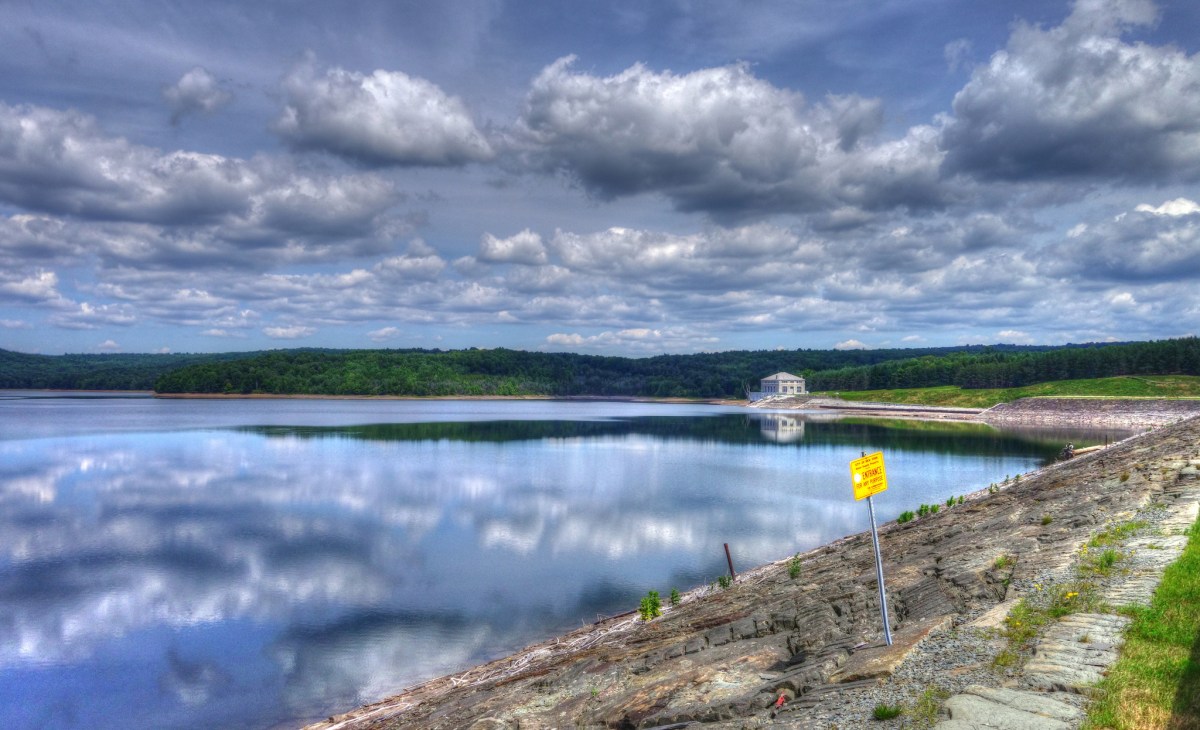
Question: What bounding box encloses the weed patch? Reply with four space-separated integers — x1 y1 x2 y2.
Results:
909 686 951 727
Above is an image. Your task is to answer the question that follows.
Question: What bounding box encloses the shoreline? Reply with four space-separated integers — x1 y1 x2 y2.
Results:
149 392 744 405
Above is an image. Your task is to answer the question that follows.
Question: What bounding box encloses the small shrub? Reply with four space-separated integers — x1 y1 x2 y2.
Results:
957 495 965 505
917 503 931 517
639 590 662 621
872 703 903 720
1042 514 1054 525
717 574 732 589
788 554 802 580
994 553 1014 570
989 484 999 494
897 510 915 524
911 687 951 726
930 504 940 514
1014 473 1021 482
669 588 680 606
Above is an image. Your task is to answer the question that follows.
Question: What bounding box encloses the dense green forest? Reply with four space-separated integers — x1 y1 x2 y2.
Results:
806 337 1200 391
0 349 265 390
4 338 1195 398
148 339 1197 398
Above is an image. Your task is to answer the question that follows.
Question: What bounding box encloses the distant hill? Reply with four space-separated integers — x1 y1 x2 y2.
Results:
0 349 264 390
5 338 1195 398
149 339 1195 398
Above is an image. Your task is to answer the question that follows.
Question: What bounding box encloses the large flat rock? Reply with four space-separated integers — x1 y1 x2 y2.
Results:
937 685 1082 729
830 615 952 683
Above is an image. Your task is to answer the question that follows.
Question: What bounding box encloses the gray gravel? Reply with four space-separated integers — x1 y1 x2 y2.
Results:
762 494 1191 729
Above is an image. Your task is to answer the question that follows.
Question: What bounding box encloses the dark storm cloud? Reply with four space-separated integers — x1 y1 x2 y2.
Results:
940 0 1200 182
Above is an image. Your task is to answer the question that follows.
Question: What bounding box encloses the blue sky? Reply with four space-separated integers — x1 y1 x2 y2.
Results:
1 0 1199 355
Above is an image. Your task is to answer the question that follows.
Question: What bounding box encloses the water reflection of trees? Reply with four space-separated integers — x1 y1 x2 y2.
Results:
239 414 1125 462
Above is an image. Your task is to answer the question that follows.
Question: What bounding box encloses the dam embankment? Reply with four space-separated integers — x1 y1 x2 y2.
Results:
982 396 1200 429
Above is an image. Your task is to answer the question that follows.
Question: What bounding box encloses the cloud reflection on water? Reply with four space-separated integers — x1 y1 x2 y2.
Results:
0 411 1101 727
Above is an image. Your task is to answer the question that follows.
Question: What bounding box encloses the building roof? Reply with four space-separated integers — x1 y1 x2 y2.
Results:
761 372 803 381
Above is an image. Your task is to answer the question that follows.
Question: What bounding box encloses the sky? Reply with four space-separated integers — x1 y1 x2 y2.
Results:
1 0 1199 356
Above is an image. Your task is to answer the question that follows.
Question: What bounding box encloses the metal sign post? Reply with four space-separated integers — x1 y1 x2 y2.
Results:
850 451 893 646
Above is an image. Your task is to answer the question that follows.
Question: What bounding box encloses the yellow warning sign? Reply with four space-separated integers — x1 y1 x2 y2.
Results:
850 451 888 500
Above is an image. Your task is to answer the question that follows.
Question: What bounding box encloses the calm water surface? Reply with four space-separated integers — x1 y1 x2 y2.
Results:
0 393 1127 729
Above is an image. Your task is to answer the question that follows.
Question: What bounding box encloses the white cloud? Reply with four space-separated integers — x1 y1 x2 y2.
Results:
1041 198 1200 282
833 339 868 350
1135 198 1200 217
367 326 402 342
96 339 120 351
163 67 232 125
51 302 138 330
275 59 493 166
944 38 973 72
941 0 1200 182
263 325 316 339
517 56 943 216
544 327 719 353
1109 292 1137 308
478 229 547 265
997 329 1033 343
0 269 62 303
0 103 403 266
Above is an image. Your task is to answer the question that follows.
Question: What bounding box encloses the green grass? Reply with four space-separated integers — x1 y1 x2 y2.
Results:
872 703 903 720
909 686 951 727
1079 548 1124 577
817 375 1200 409
995 581 1103 667
1090 521 1150 548
1084 517 1200 729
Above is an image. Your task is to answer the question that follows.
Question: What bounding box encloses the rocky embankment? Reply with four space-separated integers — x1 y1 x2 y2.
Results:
983 397 1200 429
308 414 1200 730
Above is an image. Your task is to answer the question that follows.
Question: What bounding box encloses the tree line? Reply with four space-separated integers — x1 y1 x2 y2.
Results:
148 345 1040 397
4 338 1194 397
0 349 263 390
807 337 1200 391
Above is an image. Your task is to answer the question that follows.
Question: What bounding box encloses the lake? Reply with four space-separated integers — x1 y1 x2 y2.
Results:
0 393 1126 729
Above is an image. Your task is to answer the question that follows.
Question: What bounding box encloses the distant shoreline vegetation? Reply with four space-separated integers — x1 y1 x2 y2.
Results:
1 337 1197 399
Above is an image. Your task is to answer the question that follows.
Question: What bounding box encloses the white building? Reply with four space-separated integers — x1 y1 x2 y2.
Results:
749 372 807 401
